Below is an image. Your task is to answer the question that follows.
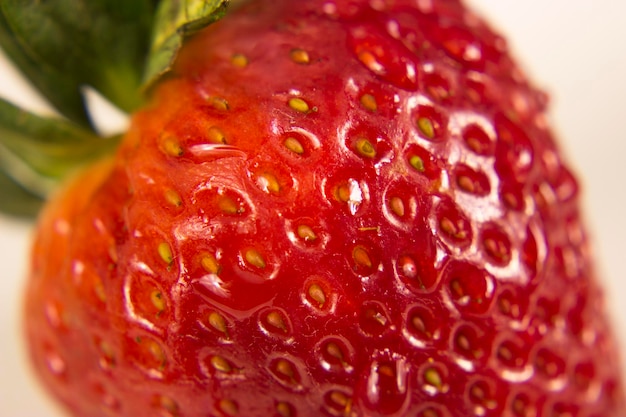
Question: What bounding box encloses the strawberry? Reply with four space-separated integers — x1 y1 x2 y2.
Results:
6 0 624 416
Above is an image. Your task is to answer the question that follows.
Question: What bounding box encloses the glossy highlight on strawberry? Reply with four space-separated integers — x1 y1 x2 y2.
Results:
23 0 625 416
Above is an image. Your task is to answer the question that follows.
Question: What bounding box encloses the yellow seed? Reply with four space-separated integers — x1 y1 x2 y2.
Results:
275 359 295 379
456 333 470 351
466 136 483 153
409 155 425 172
330 390 351 408
209 96 229 111
160 134 184 157
358 50 382 73
498 344 513 362
210 355 232 373
417 117 435 139
150 291 165 312
147 340 166 366
276 402 292 417
284 137 304 154
379 364 395 377
335 184 351 202
424 367 443 389
208 126 227 144
94 278 107 303
245 249 266 269
471 384 496 409
266 311 287 332
470 384 485 399
428 83 451 101
164 189 182 207
360 94 378 112
450 279 464 297
288 97 310 113
366 308 388 327
257 172 280 193
307 283 326 307
355 138 376 159
484 237 508 261
297 225 317 242
440 217 455 235
218 399 239 416
512 398 529 415
218 196 239 214
503 192 520 209
159 396 179 413
201 254 220 275
290 48 310 64
412 315 427 334
440 217 465 239
458 176 475 193
389 196 405 217
158 242 173 264
352 246 373 268
208 311 228 335
98 339 115 362
231 53 248 67
498 297 512 315
422 408 440 417
325 342 344 362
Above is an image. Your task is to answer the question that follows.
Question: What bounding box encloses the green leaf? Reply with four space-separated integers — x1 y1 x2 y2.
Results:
0 10 90 126
143 0 230 89
0 98 119 198
0 0 155 125
0 169 43 218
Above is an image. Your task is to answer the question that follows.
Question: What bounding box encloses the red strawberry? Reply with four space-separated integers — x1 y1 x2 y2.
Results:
17 0 625 416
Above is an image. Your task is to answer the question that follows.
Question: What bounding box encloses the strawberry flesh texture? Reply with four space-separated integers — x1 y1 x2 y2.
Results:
25 0 625 416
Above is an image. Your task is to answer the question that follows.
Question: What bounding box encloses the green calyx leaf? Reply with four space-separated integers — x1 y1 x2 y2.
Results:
0 0 156 126
0 169 43 218
143 0 230 89
0 98 119 201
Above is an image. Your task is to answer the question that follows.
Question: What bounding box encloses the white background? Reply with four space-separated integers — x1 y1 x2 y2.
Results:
1 1 625 415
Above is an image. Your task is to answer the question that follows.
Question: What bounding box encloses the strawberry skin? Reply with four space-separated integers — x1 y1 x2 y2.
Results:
24 0 625 416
